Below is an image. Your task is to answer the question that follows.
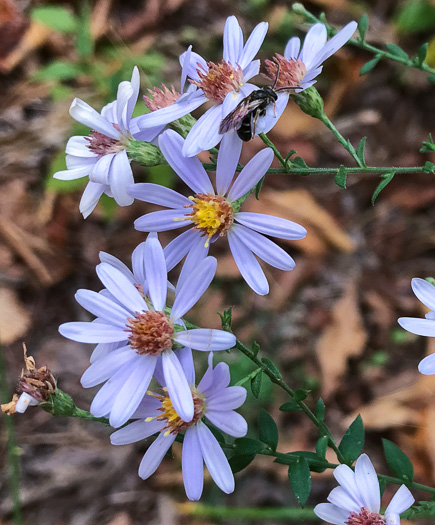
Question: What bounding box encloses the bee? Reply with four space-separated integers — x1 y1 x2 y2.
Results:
219 65 296 141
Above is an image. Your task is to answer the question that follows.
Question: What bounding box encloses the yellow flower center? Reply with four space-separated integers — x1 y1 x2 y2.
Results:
176 193 234 247
146 387 206 435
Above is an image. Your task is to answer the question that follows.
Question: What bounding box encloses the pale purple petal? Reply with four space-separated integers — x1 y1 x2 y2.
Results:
65 154 97 169
314 503 350 525
385 484 414 516
159 130 213 193
197 354 215 393
398 317 435 337
116 81 134 135
171 256 217 320
297 79 317 92
231 223 295 270
81 346 134 387
101 100 117 123
216 133 242 196
242 60 260 82
354 454 381 513
182 104 224 157
180 45 192 92
284 37 301 60
303 65 323 83
69 98 120 139
162 349 194 422
411 278 435 311
164 229 199 271
239 22 268 69
206 410 247 437
311 21 357 69
65 136 96 157
137 92 207 128
128 183 191 208
227 230 269 295
174 329 235 351
15 393 39 413
99 252 135 283
144 234 167 311
89 154 115 185
300 23 328 69
227 148 274 201
333 464 362 505
90 341 122 363
53 165 91 180
327 486 362 513
175 346 195 386
196 422 234 494
207 386 247 410
127 66 140 124
131 395 161 419
179 50 208 81
96 263 147 313
80 181 106 218
59 321 127 343
134 209 191 232
176 235 209 292
255 92 289 135
111 418 162 445
75 289 131 326
223 16 243 64
109 355 157 427
418 354 435 375
182 426 204 501
235 212 307 239
108 150 134 206
138 432 176 479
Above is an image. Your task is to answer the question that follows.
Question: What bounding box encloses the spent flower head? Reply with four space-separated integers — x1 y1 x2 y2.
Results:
111 353 247 500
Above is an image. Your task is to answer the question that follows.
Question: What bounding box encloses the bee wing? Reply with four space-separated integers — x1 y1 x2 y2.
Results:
219 97 264 134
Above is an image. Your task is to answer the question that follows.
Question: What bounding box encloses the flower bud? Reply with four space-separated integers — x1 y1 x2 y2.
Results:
291 87 325 120
126 139 167 167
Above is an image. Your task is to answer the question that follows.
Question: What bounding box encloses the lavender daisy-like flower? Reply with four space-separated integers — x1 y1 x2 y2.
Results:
111 353 247 500
53 67 143 218
128 130 306 295
136 16 268 157
257 21 357 135
398 278 435 375
58 234 236 427
314 454 414 525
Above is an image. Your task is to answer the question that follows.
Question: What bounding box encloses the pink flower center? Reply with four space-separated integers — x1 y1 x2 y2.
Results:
190 60 244 103
264 54 307 89
144 84 181 111
86 124 125 157
346 508 386 525
126 311 174 356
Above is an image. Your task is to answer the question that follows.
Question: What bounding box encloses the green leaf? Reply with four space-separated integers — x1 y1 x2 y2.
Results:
423 161 435 173
251 341 260 357
403 501 435 520
382 438 414 481
316 436 329 459
259 410 279 451
358 14 369 41
251 373 262 399
288 457 311 506
234 437 265 456
229 453 256 474
293 389 310 401
385 44 409 59
291 156 309 169
416 43 428 65
218 307 233 331
420 133 435 152
31 6 77 33
334 165 347 189
33 61 83 82
279 400 303 412
371 172 395 205
276 451 327 472
360 56 382 76
427 75 435 84
338 414 365 464
356 136 368 167
315 398 325 422
261 358 282 379
255 176 265 199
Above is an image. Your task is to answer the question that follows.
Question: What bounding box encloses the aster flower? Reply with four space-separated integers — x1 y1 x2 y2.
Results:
398 278 435 375
257 21 357 135
136 15 268 156
58 233 236 427
53 67 143 218
128 130 307 295
314 454 414 525
111 353 247 500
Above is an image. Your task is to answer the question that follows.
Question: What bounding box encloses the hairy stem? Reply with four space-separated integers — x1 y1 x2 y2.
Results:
318 113 364 167
259 133 288 168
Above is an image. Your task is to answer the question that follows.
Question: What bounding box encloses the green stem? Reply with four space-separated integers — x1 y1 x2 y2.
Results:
259 133 288 168
293 4 435 76
0 344 23 525
177 502 318 521
318 114 364 167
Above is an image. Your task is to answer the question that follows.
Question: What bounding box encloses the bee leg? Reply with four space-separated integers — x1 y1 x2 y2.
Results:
251 111 257 140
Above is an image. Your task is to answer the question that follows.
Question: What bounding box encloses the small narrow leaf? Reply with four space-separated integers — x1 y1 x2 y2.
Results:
371 172 395 205
255 176 265 199
315 398 325 422
385 44 409 59
360 56 382 76
382 439 414 481
423 161 435 173
338 414 365 464
259 410 279 451
334 165 347 189
251 373 262 399
358 14 369 41
229 454 256 473
293 389 310 401
234 437 265 456
288 457 311 506
316 436 329 459
292 156 309 169
280 400 303 412
261 358 282 379
251 341 260 357
356 136 368 167
417 43 428 65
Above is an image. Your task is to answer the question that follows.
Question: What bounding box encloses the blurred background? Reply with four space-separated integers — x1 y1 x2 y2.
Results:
1 0 435 523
